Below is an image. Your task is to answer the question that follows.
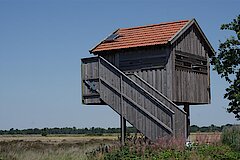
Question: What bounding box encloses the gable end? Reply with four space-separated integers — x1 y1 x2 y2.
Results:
170 19 215 57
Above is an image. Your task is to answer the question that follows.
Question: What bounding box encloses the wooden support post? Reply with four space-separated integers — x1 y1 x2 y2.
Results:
183 103 190 138
120 115 126 145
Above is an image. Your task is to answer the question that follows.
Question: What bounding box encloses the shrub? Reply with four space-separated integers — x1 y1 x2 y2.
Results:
221 125 240 151
41 132 48 136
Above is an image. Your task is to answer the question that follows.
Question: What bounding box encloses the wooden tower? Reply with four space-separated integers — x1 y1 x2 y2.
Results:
81 19 214 143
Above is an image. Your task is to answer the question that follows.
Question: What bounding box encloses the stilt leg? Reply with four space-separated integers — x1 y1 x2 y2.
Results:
183 104 190 138
120 115 126 145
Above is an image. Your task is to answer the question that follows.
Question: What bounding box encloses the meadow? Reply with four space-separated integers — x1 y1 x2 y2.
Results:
0 129 239 160
0 134 118 160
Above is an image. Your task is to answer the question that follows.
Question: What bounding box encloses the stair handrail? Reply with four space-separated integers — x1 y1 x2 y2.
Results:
127 73 186 115
99 77 173 134
98 56 175 115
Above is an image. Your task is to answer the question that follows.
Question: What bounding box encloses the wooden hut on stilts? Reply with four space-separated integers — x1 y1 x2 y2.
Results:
81 19 214 144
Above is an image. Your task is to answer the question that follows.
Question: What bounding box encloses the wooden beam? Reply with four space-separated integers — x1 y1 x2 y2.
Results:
183 103 190 138
120 74 126 145
120 116 126 145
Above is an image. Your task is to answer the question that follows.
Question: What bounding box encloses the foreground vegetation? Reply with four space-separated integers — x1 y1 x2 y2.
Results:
100 143 240 160
0 125 239 160
96 125 240 160
0 137 116 160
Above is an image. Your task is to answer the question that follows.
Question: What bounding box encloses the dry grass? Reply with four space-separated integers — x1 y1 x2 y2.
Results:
0 135 118 160
190 132 221 144
0 134 117 144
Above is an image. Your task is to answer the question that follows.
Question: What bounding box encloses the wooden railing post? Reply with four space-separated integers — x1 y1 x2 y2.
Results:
98 57 101 96
120 75 126 145
172 114 175 137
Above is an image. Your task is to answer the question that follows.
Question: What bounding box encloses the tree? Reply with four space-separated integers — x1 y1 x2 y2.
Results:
41 128 48 136
190 125 200 132
211 15 240 120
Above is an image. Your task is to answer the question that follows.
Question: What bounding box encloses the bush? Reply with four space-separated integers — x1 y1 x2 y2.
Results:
221 125 240 151
41 132 47 137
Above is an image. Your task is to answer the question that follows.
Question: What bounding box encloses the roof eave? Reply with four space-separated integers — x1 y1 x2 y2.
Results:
90 43 170 54
169 19 215 56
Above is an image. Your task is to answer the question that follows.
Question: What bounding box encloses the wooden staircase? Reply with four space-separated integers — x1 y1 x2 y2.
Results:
82 56 187 141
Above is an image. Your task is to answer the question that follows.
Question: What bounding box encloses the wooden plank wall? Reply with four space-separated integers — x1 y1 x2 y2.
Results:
173 69 209 104
128 74 186 138
81 57 102 104
172 25 210 104
111 46 174 100
134 69 168 97
119 47 168 72
173 25 209 57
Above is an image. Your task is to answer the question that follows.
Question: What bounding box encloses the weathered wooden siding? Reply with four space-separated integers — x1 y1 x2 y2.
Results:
119 47 168 72
128 73 186 138
81 57 102 104
103 47 173 100
172 25 210 104
131 48 174 100
173 25 209 57
173 69 209 104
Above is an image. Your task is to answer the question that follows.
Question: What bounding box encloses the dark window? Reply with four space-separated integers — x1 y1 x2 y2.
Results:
104 33 119 42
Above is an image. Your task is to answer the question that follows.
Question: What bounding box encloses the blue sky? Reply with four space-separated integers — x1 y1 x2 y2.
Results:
0 0 239 130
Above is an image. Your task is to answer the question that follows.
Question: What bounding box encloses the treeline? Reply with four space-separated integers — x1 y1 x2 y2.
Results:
0 127 137 136
0 124 236 135
190 124 235 133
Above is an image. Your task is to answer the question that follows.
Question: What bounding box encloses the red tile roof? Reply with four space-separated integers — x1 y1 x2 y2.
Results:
90 20 190 53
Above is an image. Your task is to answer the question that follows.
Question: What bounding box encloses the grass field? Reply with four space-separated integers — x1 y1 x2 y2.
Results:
0 134 118 143
0 132 222 160
0 134 118 160
190 132 221 144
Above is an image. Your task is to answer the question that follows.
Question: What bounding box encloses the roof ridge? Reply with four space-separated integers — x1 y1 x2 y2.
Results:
120 20 190 31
